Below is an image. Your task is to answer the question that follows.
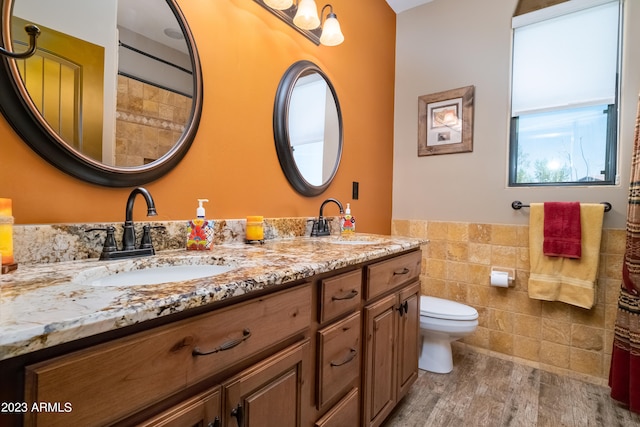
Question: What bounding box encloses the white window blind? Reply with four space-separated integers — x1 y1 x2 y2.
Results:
511 0 619 116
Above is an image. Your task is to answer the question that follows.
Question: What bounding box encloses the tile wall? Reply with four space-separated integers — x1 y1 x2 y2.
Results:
115 75 190 166
392 219 624 386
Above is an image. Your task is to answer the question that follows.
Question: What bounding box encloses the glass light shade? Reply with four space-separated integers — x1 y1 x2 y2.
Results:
320 14 344 46
293 0 320 29
264 0 293 10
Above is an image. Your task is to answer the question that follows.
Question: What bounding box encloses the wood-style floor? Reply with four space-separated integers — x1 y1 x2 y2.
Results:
383 345 640 427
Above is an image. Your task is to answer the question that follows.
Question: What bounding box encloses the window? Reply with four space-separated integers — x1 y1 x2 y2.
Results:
509 0 621 186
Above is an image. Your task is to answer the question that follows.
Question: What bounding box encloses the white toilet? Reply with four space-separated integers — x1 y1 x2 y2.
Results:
419 295 478 374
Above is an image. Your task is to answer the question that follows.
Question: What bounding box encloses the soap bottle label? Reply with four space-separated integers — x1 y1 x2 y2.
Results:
187 218 214 250
341 214 355 235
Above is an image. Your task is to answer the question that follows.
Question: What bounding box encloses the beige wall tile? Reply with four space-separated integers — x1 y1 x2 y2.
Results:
392 219 410 236
541 301 571 322
511 291 542 316
604 229 626 255
491 245 517 268
540 341 570 368
571 324 604 351
492 224 519 246
446 261 469 282
513 313 541 339
570 348 602 377
468 264 490 286
469 223 492 243
488 308 514 333
427 240 448 260
406 220 625 383
427 221 448 240
468 243 492 265
464 326 489 349
542 318 571 345
447 242 469 262
513 336 540 361
447 222 469 242
489 330 514 355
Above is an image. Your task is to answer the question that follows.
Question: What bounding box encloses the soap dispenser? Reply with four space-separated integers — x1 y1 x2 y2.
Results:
341 203 356 235
187 199 214 250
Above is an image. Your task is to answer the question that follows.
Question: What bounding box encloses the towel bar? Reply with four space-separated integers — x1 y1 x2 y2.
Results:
511 200 611 212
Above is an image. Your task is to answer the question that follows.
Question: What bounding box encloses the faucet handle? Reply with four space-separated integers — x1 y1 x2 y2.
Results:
140 225 166 249
85 226 118 254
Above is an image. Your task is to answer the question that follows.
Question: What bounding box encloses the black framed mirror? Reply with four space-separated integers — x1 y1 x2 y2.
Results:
274 60 343 197
0 0 203 187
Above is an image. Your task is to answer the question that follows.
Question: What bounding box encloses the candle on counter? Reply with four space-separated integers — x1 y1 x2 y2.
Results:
246 216 264 242
0 198 14 266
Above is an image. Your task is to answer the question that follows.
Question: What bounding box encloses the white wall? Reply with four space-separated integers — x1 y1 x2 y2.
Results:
392 0 640 229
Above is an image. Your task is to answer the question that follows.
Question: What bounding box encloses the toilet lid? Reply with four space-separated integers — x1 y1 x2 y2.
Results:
420 296 478 321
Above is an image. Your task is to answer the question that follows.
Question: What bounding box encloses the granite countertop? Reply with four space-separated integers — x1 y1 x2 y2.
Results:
0 234 424 362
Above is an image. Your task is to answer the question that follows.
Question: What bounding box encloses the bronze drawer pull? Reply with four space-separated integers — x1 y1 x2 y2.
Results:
192 329 252 356
331 289 359 301
393 267 410 275
330 348 357 367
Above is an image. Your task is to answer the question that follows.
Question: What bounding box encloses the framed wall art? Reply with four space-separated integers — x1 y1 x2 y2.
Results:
418 85 474 156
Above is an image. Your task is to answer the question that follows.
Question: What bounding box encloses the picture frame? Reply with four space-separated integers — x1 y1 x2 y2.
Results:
418 85 474 156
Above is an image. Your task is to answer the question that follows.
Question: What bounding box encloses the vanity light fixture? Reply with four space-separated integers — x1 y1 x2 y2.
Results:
293 0 321 29
319 5 344 47
253 0 344 46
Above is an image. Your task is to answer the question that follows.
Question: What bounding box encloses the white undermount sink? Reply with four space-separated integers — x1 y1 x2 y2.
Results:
84 264 236 287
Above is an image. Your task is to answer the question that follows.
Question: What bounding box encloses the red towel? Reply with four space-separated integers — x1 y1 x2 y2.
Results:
543 202 582 259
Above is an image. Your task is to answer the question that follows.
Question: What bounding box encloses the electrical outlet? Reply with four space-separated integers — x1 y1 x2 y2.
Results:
352 182 359 200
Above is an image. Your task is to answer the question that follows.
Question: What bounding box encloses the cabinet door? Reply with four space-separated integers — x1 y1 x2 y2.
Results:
396 281 420 401
223 339 310 427
362 293 397 427
136 386 221 427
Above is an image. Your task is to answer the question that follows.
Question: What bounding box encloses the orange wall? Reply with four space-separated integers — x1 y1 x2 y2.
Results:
0 0 396 233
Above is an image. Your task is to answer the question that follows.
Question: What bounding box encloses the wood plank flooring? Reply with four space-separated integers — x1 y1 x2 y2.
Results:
383 345 640 426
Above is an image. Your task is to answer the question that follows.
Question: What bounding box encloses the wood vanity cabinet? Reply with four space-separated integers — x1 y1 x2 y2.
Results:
7 247 422 427
23 284 312 427
362 251 421 427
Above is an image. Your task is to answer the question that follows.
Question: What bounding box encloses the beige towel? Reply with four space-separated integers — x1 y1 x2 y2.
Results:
528 203 605 309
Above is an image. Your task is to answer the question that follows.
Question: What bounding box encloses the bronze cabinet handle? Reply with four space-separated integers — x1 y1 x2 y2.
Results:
330 348 358 367
192 329 251 356
393 267 410 275
331 289 359 301
396 301 409 316
230 404 243 427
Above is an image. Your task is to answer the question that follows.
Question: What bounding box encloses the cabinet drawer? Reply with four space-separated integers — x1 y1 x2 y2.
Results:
24 284 311 427
315 388 359 427
319 269 362 324
365 251 421 300
317 311 361 409
136 386 221 427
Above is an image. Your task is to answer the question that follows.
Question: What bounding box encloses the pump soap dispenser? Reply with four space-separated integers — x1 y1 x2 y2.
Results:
341 203 355 235
187 199 214 250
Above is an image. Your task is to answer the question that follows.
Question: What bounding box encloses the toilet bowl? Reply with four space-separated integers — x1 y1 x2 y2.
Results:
419 295 478 374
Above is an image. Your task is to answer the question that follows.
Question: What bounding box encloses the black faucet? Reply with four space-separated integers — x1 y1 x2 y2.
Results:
86 187 159 260
311 198 344 237
122 187 157 251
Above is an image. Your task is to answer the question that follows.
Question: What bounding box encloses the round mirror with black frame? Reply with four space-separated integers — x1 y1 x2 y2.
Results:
274 60 343 197
0 0 203 187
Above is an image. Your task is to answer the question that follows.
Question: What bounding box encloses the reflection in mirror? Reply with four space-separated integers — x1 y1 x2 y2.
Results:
11 0 192 166
289 72 340 186
274 60 342 197
0 0 202 186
